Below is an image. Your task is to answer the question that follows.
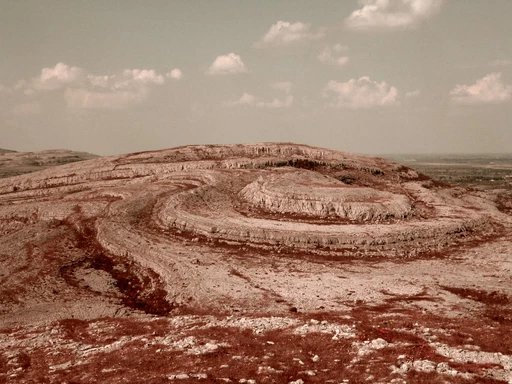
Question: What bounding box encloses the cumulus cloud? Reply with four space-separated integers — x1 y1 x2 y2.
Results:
318 44 349 67
12 101 42 116
323 76 399 108
405 89 421 99
206 53 247 75
271 81 293 93
450 72 512 105
14 80 27 91
15 63 170 110
113 69 165 89
31 62 85 91
345 0 443 30
254 21 325 47
226 92 258 107
64 88 148 110
87 75 111 88
489 59 511 68
227 94 293 108
259 95 294 108
167 68 183 80
225 82 294 108
66 69 167 109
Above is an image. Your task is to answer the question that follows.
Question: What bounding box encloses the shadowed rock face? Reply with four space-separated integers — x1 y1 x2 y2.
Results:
1 143 511 383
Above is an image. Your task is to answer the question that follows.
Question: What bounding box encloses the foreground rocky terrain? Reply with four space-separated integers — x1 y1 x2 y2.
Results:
0 143 510 383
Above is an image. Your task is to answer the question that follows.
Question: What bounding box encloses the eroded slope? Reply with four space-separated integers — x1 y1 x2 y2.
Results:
0 143 510 383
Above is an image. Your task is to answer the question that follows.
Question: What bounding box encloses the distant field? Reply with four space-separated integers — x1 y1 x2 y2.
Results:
383 154 512 188
0 149 98 179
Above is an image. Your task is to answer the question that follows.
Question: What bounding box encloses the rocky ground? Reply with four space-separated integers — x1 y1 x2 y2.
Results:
0 143 510 383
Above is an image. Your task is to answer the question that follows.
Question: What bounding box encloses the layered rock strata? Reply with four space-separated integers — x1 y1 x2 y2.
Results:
0 143 495 257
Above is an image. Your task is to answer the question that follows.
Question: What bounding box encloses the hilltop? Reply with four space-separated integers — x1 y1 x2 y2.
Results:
0 143 510 383
0 148 98 179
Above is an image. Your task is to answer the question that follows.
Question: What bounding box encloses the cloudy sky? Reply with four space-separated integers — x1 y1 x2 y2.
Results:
1 0 511 155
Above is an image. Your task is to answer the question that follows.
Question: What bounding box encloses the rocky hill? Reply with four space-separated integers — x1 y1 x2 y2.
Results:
0 148 98 179
0 143 510 383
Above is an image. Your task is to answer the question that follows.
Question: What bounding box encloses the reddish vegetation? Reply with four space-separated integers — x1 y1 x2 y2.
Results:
59 219 173 316
3 308 511 383
404 371 504 384
59 318 99 344
441 286 509 306
350 299 512 355
380 289 440 304
494 191 512 215
441 286 512 325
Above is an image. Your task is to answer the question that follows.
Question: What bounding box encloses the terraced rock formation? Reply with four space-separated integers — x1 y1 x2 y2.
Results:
0 143 495 254
0 143 510 383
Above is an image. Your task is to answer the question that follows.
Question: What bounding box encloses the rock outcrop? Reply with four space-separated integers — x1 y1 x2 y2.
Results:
0 143 496 256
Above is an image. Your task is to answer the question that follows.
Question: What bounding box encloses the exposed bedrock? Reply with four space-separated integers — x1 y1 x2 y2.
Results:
239 169 412 222
0 143 499 258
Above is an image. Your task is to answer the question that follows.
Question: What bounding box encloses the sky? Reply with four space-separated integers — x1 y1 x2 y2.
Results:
1 0 511 156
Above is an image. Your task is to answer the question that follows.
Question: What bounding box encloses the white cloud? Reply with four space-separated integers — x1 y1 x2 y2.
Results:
345 0 443 30
85 69 165 91
226 92 258 107
14 80 27 91
450 72 512 105
88 75 111 88
115 69 165 89
127 69 165 85
225 83 294 108
318 44 349 67
489 59 511 68
258 95 293 108
323 76 399 108
12 101 42 116
227 94 294 109
206 53 247 75
15 63 167 110
167 68 183 80
271 81 293 93
66 68 165 109
254 21 324 48
405 89 421 98
64 88 148 110
31 62 85 91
